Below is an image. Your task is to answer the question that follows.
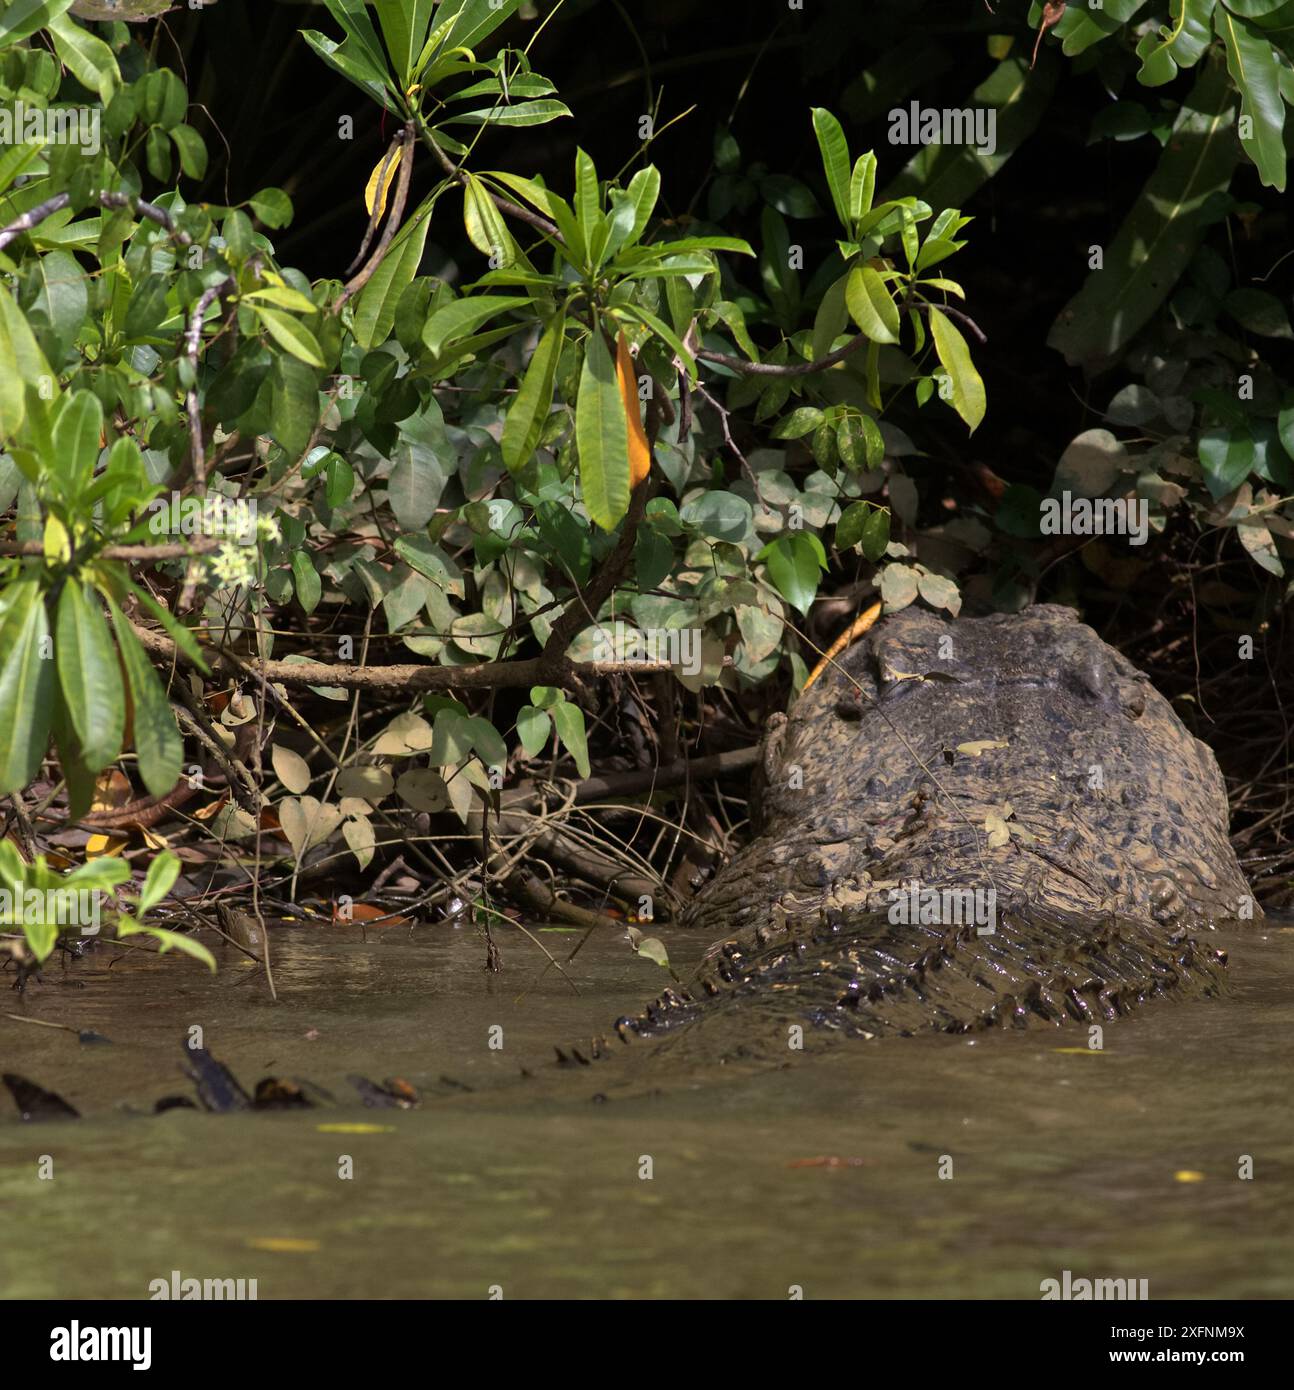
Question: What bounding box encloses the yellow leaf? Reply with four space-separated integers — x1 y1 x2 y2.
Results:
315 1122 395 1134
246 1237 322 1253
43 514 70 564
957 739 1008 757
86 833 128 859
615 330 652 489
364 146 404 221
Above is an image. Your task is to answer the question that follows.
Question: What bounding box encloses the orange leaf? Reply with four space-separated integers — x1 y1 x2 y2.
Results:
191 791 229 822
333 900 410 929
615 331 652 489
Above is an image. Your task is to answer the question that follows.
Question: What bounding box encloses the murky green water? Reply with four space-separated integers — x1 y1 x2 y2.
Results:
1 919 1291 1299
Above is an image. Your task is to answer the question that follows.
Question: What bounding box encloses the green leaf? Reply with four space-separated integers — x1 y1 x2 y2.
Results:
170 124 209 181
1225 287 1293 337
0 0 76 48
374 0 435 82
1198 426 1254 498
354 208 430 351
114 918 217 973
761 174 821 219
574 147 607 269
882 55 1058 214
438 0 523 54
254 304 326 368
757 533 828 616
1136 0 1217 86
634 935 671 968
846 265 901 344
107 598 182 798
462 171 515 266
292 551 322 614
136 849 181 917
320 0 390 80
624 165 661 249
1047 56 1240 368
551 700 590 778
56 578 124 775
302 28 393 105
680 491 754 543
422 294 529 356
837 412 884 470
29 250 89 355
850 152 877 222
48 11 119 100
1215 7 1286 190
325 453 355 508
123 273 171 341
446 99 573 127
575 327 630 531
51 389 103 499
812 107 852 232
0 578 54 796
387 443 443 530
516 705 550 757
249 187 292 228
929 308 986 432
772 406 825 440
268 354 321 460
836 501 892 560
0 281 54 442
502 308 565 473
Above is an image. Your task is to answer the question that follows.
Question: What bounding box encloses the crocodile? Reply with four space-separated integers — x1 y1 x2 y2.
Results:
593 603 1256 1062
2 605 1260 1116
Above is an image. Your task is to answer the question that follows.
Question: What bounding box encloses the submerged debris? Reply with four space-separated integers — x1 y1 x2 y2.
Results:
2 1072 80 1121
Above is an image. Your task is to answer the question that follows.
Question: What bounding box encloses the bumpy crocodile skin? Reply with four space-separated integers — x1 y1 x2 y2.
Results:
599 605 1256 1058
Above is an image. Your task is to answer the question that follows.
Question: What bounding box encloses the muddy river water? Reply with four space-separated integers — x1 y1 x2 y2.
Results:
1 919 1291 1299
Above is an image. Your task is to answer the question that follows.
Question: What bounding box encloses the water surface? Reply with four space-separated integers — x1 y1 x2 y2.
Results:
1 919 1290 1299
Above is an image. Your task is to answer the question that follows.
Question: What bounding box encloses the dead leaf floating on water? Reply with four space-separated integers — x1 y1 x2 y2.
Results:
957 739 1008 757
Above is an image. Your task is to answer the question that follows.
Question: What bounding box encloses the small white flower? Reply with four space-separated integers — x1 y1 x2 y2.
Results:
209 541 254 588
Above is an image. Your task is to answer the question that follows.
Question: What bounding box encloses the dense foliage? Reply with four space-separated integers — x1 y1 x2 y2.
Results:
2 0 1292 968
